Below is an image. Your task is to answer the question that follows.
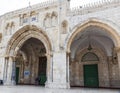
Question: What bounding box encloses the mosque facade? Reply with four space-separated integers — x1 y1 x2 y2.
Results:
0 0 120 88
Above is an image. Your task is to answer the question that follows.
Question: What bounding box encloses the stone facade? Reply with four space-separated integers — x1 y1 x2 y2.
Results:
0 0 120 88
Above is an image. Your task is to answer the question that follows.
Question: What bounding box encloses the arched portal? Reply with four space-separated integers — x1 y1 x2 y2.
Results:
4 25 53 86
15 38 47 85
67 19 120 88
67 19 120 51
6 25 52 56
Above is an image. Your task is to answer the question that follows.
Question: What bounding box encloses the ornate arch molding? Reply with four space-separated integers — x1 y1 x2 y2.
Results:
66 18 120 52
19 50 27 62
75 47 107 63
6 25 52 57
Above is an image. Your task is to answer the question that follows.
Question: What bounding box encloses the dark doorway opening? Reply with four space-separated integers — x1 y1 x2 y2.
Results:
38 57 47 86
84 64 99 87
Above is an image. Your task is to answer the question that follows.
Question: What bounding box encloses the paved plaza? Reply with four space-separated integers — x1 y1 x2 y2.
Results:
0 86 119 93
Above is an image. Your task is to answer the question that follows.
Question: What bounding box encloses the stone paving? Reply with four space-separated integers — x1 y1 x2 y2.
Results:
0 86 120 93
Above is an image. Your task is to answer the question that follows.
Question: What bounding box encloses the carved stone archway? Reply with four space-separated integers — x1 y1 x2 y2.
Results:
67 19 120 88
6 25 52 56
66 18 120 52
70 47 110 87
4 25 53 87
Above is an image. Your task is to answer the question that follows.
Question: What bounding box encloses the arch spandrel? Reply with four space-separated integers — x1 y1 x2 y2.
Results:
66 18 120 52
6 25 53 57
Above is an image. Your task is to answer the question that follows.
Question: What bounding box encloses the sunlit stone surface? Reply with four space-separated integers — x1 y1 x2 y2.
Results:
0 86 120 93
0 0 120 89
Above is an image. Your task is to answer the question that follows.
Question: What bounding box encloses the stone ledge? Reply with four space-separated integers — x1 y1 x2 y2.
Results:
3 80 16 86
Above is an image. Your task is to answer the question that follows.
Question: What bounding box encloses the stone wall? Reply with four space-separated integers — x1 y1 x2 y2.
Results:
0 0 120 88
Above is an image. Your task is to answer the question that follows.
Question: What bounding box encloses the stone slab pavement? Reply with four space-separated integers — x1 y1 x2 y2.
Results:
0 85 120 93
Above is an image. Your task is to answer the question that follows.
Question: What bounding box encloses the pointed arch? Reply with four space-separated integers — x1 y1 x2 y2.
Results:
81 52 99 62
66 18 120 52
6 25 53 57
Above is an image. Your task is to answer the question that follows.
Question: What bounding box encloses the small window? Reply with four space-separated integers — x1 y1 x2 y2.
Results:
81 52 99 62
31 17 36 21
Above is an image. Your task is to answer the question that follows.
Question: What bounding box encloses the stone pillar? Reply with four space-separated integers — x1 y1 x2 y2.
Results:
11 60 16 85
107 56 112 86
114 47 120 87
66 51 70 88
45 52 53 87
116 51 120 84
4 56 16 85
3 57 8 84
46 51 70 88
69 58 76 86
114 48 120 76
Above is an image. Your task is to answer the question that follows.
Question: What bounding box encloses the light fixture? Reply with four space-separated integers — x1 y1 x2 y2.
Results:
87 43 92 51
87 35 92 51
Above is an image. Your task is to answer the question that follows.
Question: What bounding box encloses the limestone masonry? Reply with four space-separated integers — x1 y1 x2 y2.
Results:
0 0 120 88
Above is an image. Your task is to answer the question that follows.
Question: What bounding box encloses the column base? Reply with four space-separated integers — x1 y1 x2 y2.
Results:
45 82 70 89
4 80 16 86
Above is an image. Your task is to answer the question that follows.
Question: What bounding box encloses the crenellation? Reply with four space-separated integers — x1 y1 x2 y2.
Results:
0 0 58 20
69 0 120 16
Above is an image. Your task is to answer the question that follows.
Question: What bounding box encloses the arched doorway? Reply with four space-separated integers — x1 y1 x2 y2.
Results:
67 20 120 88
4 25 52 86
82 52 99 87
15 38 47 85
73 48 104 87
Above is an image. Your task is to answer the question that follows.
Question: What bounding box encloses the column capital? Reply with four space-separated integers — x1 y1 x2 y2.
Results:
45 52 53 57
66 50 71 54
5 56 9 59
114 47 120 53
7 56 16 62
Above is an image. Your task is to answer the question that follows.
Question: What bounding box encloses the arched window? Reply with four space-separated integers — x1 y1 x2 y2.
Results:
0 33 2 43
61 20 68 34
81 52 99 62
5 23 10 35
44 13 51 28
22 14 28 23
51 11 58 27
5 22 15 35
30 11 38 22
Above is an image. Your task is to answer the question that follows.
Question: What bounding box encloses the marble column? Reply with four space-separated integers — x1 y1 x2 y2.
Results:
11 59 16 85
3 57 9 84
4 56 16 85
